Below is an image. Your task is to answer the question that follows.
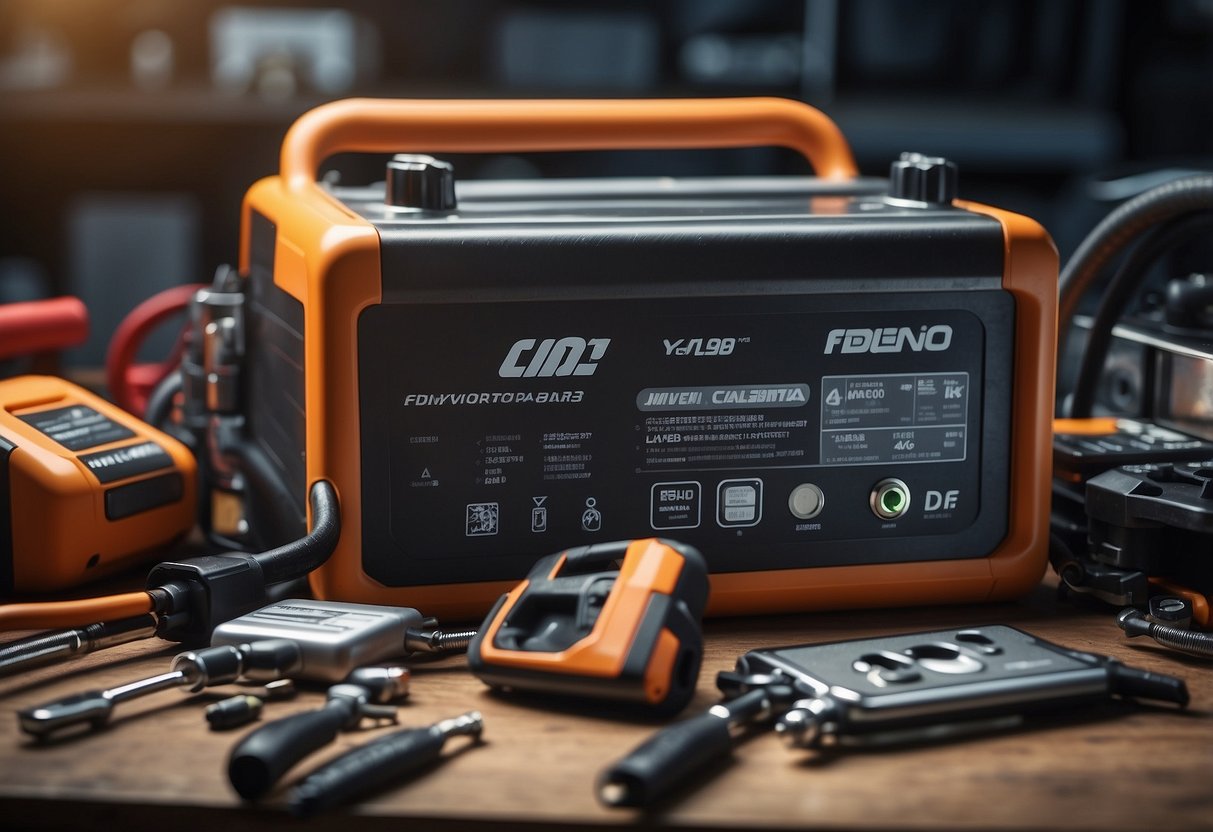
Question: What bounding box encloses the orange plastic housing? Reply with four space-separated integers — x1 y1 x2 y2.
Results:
238 98 1058 620
0 376 196 593
471 539 703 707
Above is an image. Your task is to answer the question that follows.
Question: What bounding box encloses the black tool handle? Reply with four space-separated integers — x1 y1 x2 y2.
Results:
597 712 733 808
227 705 349 799
288 726 445 816
1108 663 1190 706
239 638 302 681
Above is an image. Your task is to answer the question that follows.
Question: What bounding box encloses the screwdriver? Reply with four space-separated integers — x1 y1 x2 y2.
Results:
288 711 484 817
228 666 410 800
17 638 302 739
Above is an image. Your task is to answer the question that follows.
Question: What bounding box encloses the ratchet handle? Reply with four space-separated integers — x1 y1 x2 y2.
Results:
17 690 113 738
288 726 445 816
227 705 348 799
597 712 734 808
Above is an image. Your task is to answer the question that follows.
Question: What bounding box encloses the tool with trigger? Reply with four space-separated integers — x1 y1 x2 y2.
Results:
18 638 302 738
228 667 410 800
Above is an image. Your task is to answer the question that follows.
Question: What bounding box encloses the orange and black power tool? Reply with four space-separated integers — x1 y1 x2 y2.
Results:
177 98 1056 619
0 375 196 595
467 538 709 713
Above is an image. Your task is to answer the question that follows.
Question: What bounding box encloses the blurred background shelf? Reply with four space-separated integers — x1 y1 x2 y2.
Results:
0 0 1209 376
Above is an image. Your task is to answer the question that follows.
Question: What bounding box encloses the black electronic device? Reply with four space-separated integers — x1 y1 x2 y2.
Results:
181 97 1058 620
1080 461 1213 627
1053 418 1213 483
1049 175 1213 639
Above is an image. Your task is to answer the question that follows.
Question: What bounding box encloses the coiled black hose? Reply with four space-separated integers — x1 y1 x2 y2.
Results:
1058 174 1213 333
1068 210 1213 417
1059 174 1213 416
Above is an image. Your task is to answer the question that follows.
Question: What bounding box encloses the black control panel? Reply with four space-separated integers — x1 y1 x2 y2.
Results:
358 291 1013 586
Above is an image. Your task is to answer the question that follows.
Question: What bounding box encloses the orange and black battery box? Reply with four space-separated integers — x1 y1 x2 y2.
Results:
467 538 708 712
0 376 196 594
232 98 1057 619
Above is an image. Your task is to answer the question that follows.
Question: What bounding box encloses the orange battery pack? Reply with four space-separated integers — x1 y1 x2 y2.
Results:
0 375 196 594
201 97 1056 619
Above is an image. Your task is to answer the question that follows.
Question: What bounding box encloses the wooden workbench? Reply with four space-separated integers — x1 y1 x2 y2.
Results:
1 580 1209 832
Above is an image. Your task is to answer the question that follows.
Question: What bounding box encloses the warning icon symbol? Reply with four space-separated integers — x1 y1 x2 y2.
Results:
825 388 842 407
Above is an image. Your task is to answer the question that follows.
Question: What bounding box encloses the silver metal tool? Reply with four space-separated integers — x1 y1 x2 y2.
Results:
17 638 302 738
0 614 159 678
210 599 477 681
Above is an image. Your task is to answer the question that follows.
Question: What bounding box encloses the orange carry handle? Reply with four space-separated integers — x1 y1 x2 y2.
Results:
281 97 858 190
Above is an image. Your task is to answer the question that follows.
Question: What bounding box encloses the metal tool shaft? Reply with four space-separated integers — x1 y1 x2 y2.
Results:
104 670 188 704
16 639 300 739
0 614 158 678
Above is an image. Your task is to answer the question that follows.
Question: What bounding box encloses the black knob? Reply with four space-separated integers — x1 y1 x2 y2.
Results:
888 152 958 205
386 154 456 211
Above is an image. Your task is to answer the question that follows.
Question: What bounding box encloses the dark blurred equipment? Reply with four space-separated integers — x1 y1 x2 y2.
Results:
1058 175 1213 420
1 0 1209 346
106 282 204 417
209 7 380 99
494 10 658 90
1051 174 1213 651
66 194 200 371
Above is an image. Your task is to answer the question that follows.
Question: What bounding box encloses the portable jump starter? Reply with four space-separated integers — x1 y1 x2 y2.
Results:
0 375 196 593
211 98 1057 619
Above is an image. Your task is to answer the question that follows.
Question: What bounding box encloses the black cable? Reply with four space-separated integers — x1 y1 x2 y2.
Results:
143 369 183 428
1068 211 1213 417
1058 174 1213 339
147 479 340 643
251 480 341 586
231 440 308 549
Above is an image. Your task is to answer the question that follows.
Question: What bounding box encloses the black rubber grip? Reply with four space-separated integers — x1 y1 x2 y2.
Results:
1108 664 1190 706
288 727 444 816
227 704 349 800
597 712 733 808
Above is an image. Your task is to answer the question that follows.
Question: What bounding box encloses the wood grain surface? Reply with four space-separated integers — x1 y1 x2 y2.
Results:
0 580 1209 832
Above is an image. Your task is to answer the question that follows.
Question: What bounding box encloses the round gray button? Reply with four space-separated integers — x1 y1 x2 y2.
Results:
788 483 824 519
